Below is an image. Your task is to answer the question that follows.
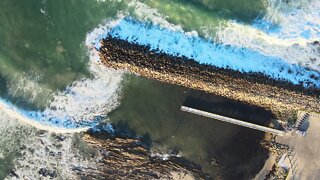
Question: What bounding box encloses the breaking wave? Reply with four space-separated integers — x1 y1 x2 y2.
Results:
0 21 124 131
1 0 319 132
261 0 320 40
0 111 101 179
215 0 320 71
102 17 319 88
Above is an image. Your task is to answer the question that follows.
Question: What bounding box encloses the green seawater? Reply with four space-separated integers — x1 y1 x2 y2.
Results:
0 0 266 105
0 0 270 179
109 75 269 179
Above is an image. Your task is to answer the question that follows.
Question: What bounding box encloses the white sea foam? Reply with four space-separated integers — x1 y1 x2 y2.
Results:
150 148 182 161
0 111 100 180
83 12 320 88
0 99 89 133
214 0 320 71
39 59 123 129
7 73 53 107
262 0 320 40
0 109 35 158
215 21 320 71
28 1 184 129
105 17 319 88
0 16 124 131
1 0 319 132
0 5 125 178
85 14 125 49
128 1 183 32
9 133 99 179
24 34 123 129
0 60 53 107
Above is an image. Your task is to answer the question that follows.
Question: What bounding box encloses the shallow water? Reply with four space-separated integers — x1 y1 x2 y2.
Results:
0 0 319 179
109 75 270 179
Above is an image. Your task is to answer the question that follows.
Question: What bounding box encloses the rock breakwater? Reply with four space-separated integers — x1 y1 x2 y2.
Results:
99 37 320 121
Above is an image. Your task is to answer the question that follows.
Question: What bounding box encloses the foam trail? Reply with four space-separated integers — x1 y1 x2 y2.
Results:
260 0 320 40
0 60 53 107
105 17 319 88
0 61 122 131
215 21 320 71
0 99 88 133
214 0 320 72
39 60 123 129
0 17 124 132
2 0 319 131
0 110 101 179
128 0 319 73
8 74 53 107
85 14 125 49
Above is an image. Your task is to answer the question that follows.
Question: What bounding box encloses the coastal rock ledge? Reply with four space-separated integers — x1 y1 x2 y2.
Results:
78 132 207 179
99 37 320 121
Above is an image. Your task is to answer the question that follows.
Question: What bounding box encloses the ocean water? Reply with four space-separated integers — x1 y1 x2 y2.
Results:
109 75 271 179
0 0 319 179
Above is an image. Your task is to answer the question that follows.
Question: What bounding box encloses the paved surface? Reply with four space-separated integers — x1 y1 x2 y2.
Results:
277 112 320 180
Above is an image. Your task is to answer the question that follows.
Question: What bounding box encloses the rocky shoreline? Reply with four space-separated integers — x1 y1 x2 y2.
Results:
99 37 320 121
77 129 208 179
260 139 289 179
6 128 208 180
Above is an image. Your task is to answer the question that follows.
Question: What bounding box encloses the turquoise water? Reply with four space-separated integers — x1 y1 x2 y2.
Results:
0 0 319 179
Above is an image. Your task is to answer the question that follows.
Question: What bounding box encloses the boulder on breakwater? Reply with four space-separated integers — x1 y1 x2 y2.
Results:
99 36 320 121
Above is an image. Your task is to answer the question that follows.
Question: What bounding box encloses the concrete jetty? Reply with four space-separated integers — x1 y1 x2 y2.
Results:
181 106 285 136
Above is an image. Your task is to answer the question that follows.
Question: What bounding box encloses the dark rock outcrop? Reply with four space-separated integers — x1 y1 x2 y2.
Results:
76 131 208 179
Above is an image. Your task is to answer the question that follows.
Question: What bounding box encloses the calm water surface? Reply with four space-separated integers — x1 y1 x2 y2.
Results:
109 75 270 179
